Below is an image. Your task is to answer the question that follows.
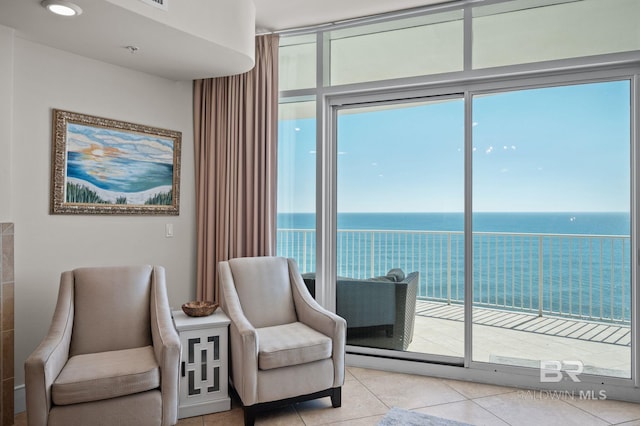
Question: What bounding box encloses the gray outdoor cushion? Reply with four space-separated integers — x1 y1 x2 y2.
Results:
371 275 395 282
371 268 405 282
386 268 405 282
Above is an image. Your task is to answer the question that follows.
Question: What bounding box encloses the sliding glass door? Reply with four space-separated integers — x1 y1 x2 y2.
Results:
323 78 632 376
471 80 631 378
335 97 465 359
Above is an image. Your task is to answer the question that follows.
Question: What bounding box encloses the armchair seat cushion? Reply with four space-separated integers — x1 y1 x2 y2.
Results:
52 346 160 406
257 322 332 370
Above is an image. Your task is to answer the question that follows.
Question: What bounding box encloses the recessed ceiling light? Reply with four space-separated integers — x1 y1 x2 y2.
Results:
41 0 83 17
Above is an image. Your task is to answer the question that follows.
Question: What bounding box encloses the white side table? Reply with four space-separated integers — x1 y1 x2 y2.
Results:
172 309 231 419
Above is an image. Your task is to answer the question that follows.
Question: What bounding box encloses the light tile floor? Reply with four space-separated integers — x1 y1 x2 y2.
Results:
15 366 640 426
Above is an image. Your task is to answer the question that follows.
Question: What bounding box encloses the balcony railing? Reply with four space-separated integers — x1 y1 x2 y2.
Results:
277 228 630 324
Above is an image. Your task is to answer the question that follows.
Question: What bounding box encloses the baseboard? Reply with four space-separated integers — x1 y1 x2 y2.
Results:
14 384 25 414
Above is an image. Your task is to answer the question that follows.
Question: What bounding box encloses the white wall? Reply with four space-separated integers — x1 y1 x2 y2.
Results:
0 25 13 221
12 38 196 386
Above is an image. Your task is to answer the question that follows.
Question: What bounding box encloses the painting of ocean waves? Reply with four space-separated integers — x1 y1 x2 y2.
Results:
67 152 173 193
64 123 175 205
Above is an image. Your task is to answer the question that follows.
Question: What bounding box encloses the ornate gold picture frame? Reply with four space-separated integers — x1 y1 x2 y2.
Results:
50 109 181 215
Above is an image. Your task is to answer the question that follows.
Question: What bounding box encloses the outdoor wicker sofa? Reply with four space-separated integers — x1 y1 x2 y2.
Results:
302 269 419 351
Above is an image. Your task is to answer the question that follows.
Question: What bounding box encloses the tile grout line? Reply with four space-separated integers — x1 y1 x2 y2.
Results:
436 378 521 425
556 398 614 425
297 369 389 426
348 368 393 414
468 398 515 426
560 396 640 425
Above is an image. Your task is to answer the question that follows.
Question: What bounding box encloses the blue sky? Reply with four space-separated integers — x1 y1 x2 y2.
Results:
278 80 630 213
68 123 175 164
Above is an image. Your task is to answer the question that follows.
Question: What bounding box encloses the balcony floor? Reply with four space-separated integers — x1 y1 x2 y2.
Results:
407 301 631 377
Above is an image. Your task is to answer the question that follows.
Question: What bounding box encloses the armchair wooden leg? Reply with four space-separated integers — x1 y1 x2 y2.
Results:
243 407 256 426
331 387 342 408
241 387 341 425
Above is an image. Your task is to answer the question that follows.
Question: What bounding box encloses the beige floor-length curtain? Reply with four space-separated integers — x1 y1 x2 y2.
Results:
193 34 279 302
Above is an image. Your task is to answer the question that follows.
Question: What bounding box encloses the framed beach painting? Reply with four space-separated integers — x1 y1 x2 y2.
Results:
50 109 181 215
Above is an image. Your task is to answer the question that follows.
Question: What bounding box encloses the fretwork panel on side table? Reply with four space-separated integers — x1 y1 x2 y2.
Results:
172 310 231 419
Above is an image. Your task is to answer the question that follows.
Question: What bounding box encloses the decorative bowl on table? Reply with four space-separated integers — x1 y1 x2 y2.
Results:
181 301 218 317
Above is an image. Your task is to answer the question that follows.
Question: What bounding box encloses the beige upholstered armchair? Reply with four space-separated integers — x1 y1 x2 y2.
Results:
25 265 181 426
218 256 346 426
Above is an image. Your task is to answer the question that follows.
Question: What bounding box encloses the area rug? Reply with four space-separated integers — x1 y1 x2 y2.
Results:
378 407 474 426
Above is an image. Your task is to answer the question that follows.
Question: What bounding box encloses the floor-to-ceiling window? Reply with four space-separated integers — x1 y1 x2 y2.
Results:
276 0 640 399
277 26 318 273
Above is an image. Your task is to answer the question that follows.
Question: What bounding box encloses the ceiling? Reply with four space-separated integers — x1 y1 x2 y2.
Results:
0 0 452 81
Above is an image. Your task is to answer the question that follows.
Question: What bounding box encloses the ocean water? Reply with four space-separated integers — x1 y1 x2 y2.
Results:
277 212 630 235
277 212 631 323
67 151 173 193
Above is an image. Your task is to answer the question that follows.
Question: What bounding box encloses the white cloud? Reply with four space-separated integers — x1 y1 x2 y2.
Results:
67 133 99 151
67 124 175 163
